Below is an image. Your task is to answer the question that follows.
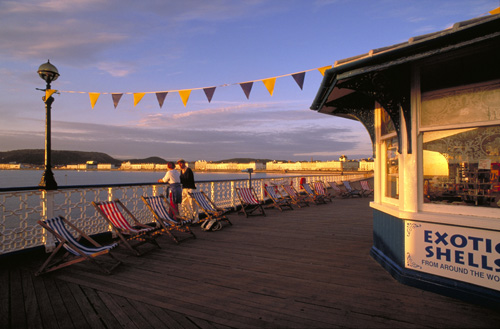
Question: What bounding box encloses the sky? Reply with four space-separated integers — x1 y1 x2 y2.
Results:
0 0 498 163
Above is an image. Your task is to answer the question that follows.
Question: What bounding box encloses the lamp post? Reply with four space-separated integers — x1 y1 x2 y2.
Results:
37 60 59 190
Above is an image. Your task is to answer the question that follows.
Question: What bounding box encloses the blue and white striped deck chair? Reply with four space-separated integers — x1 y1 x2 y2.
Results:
36 216 121 276
303 182 327 204
265 185 293 211
142 195 196 243
342 181 363 198
188 191 232 227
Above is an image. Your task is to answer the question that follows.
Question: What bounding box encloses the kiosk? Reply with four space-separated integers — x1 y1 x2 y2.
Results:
311 14 500 304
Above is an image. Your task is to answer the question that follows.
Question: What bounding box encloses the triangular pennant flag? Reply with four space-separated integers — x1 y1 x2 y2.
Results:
292 72 306 90
133 93 146 107
111 93 123 109
156 92 168 108
179 89 191 107
490 7 500 15
240 82 253 99
262 78 276 96
89 93 100 109
203 87 216 103
317 65 332 76
45 89 57 100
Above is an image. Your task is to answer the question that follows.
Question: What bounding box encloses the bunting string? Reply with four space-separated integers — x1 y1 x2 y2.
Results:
57 65 333 109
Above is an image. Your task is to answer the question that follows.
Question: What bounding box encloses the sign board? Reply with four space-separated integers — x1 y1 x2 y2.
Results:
405 221 500 291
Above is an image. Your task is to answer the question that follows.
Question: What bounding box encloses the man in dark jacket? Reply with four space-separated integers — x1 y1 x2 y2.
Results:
177 159 199 222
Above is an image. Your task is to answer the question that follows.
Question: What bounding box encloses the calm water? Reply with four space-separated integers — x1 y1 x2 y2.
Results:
0 169 297 189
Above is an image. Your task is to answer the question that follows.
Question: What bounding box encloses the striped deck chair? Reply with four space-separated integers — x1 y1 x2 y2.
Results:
188 191 232 229
235 187 266 217
142 195 196 244
36 216 121 276
329 182 351 198
343 181 363 198
281 184 309 208
313 181 334 202
92 199 161 256
264 185 293 211
360 180 374 197
303 182 327 204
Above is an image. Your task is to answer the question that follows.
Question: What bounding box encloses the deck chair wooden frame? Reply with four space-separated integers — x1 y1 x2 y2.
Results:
342 181 363 198
92 199 161 256
329 182 351 198
360 180 374 197
303 182 327 204
265 185 293 211
235 187 266 217
280 184 310 208
313 181 334 202
36 216 121 276
188 191 232 227
142 195 196 244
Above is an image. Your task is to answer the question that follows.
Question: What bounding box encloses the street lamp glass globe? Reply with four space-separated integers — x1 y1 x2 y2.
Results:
37 60 59 83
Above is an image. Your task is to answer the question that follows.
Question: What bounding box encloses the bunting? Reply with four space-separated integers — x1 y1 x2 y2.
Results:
112 93 123 108
133 93 145 107
262 78 276 96
240 82 253 99
45 89 57 100
57 64 333 109
156 92 168 108
89 93 100 109
178 90 191 107
490 7 500 15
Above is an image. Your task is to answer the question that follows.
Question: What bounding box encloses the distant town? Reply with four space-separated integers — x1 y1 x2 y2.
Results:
0 155 374 172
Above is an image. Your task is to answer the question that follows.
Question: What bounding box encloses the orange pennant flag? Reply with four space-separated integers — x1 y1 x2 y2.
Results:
262 78 276 96
317 65 332 76
89 93 100 109
133 93 146 107
490 7 500 15
179 89 191 107
45 89 57 100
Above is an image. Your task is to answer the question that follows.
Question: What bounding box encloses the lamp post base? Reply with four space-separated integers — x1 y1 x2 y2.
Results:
39 169 58 190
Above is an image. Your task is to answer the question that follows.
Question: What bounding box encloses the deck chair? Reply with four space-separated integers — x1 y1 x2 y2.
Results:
36 216 121 276
303 182 327 204
281 184 310 208
92 199 161 256
264 185 293 211
142 195 196 244
236 187 266 217
189 191 232 230
343 181 363 198
313 181 334 202
360 180 374 197
329 182 351 198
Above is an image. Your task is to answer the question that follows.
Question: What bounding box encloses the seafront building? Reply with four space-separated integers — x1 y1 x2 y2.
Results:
311 14 500 303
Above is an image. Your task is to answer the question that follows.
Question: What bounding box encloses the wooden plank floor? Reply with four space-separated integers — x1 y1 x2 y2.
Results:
2 197 500 328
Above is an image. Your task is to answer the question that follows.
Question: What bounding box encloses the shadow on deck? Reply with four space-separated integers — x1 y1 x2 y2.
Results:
2 197 500 328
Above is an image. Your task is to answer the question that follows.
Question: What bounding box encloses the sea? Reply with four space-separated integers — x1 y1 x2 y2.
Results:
0 169 299 189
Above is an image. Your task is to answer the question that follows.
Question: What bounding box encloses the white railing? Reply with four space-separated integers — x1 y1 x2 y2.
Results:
0 173 370 254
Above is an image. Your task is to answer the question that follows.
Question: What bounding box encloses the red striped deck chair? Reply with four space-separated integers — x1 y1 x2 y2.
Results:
303 182 327 204
281 184 309 208
236 187 266 217
329 182 351 198
360 180 374 197
264 185 293 211
188 191 232 230
142 195 196 244
36 216 121 276
313 181 334 202
92 199 161 256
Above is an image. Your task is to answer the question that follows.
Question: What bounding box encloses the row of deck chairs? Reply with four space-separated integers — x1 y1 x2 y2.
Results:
36 191 233 276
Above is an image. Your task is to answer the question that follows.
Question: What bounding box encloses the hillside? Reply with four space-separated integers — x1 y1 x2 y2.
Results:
0 149 167 166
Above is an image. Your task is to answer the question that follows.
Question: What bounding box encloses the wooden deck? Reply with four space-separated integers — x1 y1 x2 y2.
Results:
2 197 500 328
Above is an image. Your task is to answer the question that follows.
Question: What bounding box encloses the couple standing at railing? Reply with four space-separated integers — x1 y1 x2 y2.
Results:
157 159 199 221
